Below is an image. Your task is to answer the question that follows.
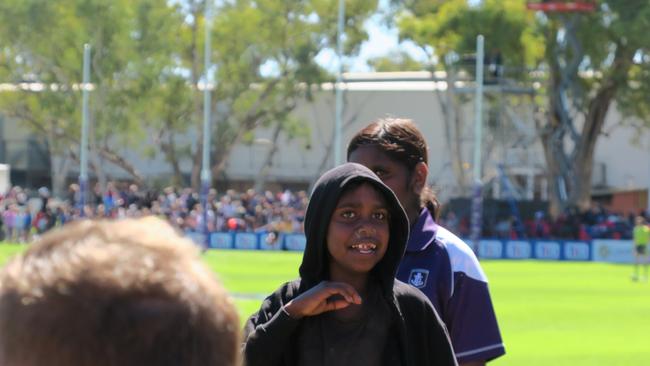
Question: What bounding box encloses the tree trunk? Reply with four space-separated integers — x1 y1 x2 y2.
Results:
157 125 184 187
542 37 631 217
51 153 72 199
209 80 289 182
571 81 618 210
167 131 184 187
436 67 469 194
539 125 563 218
89 118 106 193
312 90 367 183
47 128 71 198
253 121 283 191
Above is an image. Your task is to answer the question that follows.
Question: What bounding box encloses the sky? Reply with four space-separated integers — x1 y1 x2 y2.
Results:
314 0 429 73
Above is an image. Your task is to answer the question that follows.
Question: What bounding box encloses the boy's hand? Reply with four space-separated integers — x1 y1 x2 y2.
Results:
283 281 362 319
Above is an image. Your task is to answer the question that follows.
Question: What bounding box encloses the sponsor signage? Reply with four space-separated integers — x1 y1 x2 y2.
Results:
478 240 503 259
505 241 531 259
187 232 206 246
284 234 307 251
564 241 590 261
210 233 233 249
196 232 628 265
534 241 561 260
259 232 283 251
592 239 634 263
234 233 258 250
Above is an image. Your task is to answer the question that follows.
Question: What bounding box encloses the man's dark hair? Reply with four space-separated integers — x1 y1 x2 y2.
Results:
347 117 440 219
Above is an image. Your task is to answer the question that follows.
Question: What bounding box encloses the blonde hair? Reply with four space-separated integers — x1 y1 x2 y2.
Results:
0 217 240 366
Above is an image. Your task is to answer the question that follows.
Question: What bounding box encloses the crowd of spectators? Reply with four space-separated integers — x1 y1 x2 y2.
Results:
1 182 648 242
439 205 650 240
0 182 308 243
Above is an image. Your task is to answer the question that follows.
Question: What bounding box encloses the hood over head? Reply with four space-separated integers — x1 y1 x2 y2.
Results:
299 163 409 295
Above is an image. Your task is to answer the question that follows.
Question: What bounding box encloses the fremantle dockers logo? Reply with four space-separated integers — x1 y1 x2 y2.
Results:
408 269 429 288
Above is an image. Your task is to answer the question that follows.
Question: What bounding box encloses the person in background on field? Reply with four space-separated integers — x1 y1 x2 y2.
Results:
348 118 505 365
16 205 31 243
0 217 240 366
243 163 457 366
2 204 16 242
632 216 650 281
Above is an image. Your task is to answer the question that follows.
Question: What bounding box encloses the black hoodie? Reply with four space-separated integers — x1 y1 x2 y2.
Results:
242 163 457 366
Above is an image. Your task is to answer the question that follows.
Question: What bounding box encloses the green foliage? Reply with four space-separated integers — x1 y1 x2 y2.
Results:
0 0 378 185
202 0 377 179
397 0 544 72
596 2 650 124
0 0 182 157
394 0 650 210
367 50 426 71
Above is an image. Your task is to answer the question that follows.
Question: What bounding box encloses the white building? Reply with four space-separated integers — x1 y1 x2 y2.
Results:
228 72 650 209
2 72 649 209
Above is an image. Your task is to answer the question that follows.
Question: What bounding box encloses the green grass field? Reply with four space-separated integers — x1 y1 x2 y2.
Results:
1 244 648 366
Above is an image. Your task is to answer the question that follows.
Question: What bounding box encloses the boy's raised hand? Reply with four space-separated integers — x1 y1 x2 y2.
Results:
283 281 362 319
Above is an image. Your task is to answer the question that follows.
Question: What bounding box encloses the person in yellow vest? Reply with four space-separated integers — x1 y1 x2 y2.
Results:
632 216 650 281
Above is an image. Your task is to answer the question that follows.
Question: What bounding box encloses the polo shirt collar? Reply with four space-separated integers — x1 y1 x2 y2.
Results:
406 207 438 252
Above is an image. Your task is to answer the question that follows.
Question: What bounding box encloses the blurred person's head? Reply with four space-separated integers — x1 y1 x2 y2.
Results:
151 200 162 213
264 190 274 201
96 204 106 218
0 217 240 366
636 216 646 226
37 187 50 198
127 203 140 217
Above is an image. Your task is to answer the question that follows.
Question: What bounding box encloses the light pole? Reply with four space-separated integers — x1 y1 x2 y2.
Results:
201 1 213 249
647 130 650 213
79 44 91 216
333 0 345 167
470 35 484 250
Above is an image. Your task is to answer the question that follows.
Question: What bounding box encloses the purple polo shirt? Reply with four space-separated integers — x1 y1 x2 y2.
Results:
396 208 505 363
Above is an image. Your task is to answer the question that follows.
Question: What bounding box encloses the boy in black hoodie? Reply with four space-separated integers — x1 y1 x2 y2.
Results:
243 163 457 366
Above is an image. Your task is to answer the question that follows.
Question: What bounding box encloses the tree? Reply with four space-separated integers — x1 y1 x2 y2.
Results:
0 0 378 194
367 50 425 71
394 0 650 215
538 1 650 215
0 0 184 194
199 0 377 189
392 0 542 195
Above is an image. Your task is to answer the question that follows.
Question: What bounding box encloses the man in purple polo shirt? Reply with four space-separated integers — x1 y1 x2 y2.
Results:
348 118 505 365
397 209 503 363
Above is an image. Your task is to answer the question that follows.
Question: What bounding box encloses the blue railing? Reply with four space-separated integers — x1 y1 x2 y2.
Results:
187 231 636 263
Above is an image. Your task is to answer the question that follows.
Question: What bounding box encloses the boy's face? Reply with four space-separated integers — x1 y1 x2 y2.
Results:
326 183 390 277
